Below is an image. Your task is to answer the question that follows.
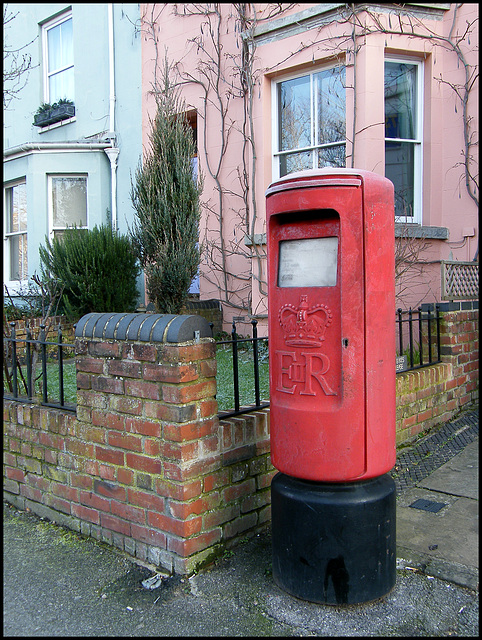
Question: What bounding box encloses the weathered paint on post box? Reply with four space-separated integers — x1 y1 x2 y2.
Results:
266 168 396 482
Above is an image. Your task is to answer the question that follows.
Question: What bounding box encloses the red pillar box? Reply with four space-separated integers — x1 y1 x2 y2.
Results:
266 168 396 482
266 169 396 605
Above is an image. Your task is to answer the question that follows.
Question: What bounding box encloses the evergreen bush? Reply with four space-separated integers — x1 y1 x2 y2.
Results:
39 224 140 320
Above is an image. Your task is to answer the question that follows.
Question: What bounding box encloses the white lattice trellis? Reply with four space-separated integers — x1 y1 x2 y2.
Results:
441 261 479 300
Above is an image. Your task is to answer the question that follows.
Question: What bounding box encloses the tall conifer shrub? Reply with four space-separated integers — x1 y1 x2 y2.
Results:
130 60 202 314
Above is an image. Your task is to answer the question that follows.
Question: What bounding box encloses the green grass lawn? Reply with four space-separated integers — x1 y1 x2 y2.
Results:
3 361 77 406
215 343 270 412
4 346 270 413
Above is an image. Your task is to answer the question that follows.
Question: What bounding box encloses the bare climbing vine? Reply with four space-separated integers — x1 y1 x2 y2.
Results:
139 3 478 313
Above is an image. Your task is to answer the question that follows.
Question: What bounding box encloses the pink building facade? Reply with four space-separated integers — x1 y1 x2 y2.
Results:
140 3 478 333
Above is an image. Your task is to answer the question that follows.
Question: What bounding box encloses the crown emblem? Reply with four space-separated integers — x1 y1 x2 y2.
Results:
279 295 332 347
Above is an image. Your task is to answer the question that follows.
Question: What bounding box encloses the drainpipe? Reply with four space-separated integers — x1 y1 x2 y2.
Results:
105 3 119 231
105 146 119 230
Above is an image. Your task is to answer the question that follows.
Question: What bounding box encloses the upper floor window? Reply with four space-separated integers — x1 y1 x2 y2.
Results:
273 66 346 179
384 59 423 223
42 11 74 103
48 175 87 240
4 181 28 282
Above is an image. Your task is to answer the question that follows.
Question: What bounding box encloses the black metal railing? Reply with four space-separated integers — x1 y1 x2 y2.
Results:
214 319 270 419
215 308 444 417
3 321 76 412
396 306 441 372
2 306 447 418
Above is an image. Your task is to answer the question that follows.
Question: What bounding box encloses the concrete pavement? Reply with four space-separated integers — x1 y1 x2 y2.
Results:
3 406 478 636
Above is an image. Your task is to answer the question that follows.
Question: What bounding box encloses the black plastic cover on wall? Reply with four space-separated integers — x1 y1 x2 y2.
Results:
74 313 213 344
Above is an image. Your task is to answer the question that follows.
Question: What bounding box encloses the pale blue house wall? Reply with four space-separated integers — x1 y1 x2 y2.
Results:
3 3 143 300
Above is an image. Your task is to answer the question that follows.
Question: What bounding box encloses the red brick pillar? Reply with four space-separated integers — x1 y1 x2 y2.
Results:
439 304 479 407
75 312 219 573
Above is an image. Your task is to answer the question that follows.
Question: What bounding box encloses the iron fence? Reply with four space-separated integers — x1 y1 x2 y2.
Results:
3 321 76 412
218 309 444 418
214 319 270 419
2 306 446 419
396 306 441 372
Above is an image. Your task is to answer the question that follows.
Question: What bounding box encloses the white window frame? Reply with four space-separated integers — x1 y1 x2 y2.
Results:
271 64 347 181
384 56 424 224
47 174 88 240
41 9 74 104
4 180 28 285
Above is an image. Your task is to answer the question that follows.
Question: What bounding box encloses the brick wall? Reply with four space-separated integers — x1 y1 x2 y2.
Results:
5 315 74 341
3 305 478 573
3 312 273 575
396 303 478 444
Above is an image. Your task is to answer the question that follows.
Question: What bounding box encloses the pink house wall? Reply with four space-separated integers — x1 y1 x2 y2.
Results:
140 3 478 331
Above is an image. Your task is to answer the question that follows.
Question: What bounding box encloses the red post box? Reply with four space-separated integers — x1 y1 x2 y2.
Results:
266 168 397 605
266 168 396 482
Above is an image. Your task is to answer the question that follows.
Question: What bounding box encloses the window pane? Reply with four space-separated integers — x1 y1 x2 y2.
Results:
10 233 28 281
279 150 313 178
53 228 87 242
318 145 345 169
47 23 62 71
385 141 414 218
49 66 74 102
278 75 311 152
60 18 73 67
47 17 74 101
48 18 73 72
385 62 417 140
316 67 346 144
7 183 27 232
52 177 87 228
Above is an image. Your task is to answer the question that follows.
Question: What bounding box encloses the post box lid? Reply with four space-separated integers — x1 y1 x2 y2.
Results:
265 168 380 197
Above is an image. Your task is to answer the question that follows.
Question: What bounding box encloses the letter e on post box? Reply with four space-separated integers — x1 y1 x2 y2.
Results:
266 169 396 482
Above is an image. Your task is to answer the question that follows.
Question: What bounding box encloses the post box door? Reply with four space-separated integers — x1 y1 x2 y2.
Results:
267 177 367 481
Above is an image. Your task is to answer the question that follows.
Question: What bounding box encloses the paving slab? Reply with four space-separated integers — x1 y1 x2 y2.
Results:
418 440 479 499
396 488 478 569
395 438 479 589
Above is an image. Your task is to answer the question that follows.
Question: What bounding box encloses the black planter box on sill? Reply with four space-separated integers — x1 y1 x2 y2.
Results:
33 104 75 127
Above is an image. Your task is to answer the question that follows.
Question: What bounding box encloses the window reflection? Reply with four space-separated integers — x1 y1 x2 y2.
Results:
51 176 87 238
279 75 311 152
277 67 346 177
316 68 346 145
384 61 419 219
6 182 28 280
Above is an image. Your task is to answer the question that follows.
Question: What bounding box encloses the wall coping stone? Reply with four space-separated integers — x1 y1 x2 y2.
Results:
420 301 479 312
75 313 213 343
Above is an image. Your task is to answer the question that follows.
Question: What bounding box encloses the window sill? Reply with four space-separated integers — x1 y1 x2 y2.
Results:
395 223 449 240
244 233 267 247
37 117 76 133
245 226 450 245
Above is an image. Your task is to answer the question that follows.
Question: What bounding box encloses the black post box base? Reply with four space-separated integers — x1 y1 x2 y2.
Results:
271 472 396 605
